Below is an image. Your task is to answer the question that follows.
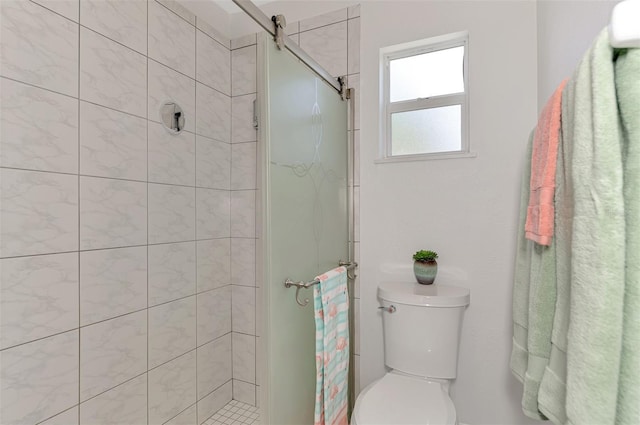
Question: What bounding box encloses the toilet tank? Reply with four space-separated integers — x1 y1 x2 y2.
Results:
378 282 470 379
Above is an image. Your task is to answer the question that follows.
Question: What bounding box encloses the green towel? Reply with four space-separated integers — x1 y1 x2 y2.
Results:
537 62 574 425
511 131 534 386
564 29 626 425
517 29 640 425
511 131 561 420
615 46 640 425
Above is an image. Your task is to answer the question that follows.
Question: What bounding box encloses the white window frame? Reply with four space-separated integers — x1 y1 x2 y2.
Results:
378 31 473 162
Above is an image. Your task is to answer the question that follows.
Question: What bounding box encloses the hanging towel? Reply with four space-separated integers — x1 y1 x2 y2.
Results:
537 73 575 425
542 29 625 425
511 129 560 421
524 78 567 246
614 45 640 425
313 266 349 425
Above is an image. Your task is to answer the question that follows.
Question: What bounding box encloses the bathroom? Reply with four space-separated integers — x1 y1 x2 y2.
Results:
0 0 631 424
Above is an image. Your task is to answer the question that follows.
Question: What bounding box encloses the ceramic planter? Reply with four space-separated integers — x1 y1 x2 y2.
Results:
413 260 437 285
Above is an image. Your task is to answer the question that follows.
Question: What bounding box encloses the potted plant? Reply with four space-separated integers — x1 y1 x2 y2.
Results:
412 250 438 285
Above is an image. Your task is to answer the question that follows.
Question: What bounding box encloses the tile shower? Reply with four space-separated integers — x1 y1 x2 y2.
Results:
0 0 359 423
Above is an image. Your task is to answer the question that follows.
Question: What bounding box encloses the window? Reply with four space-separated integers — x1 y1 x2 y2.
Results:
380 31 470 161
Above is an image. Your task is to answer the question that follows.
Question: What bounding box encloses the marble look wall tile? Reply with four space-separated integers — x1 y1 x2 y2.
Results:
348 4 361 19
41 406 78 425
196 83 230 143
148 351 197 425
80 28 146 117
196 188 230 240
80 246 147 326
231 238 255 287
148 0 195 78
156 0 195 25
232 333 255 383
164 404 197 425
148 184 196 244
233 380 256 406
148 121 196 186
232 286 255 335
197 381 231 424
231 94 256 144
197 287 231 344
255 335 262 384
79 374 147 425
196 17 229 49
299 21 348 78
231 45 256 96
284 21 299 36
0 0 78 96
148 242 196 306
348 18 360 75
299 8 347 32
80 0 147 54
231 33 256 50
197 30 230 95
196 135 230 190
80 311 147 401
149 296 196 368
231 190 255 238
197 334 231 399
1 78 78 173
1 253 78 350
80 176 147 250
148 60 196 133
197 239 230 293
255 288 262 337
1 169 78 258
0 331 79 425
80 101 147 181
231 142 256 190
32 0 79 22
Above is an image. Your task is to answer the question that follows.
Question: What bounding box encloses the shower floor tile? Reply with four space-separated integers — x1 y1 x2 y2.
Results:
204 400 259 425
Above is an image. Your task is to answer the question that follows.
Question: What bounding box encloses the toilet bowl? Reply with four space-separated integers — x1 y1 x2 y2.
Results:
352 372 456 425
352 282 470 425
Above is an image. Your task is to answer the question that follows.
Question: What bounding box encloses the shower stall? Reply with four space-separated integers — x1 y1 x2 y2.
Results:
0 0 359 424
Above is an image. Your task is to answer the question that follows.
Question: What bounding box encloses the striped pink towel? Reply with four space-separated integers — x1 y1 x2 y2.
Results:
525 79 568 246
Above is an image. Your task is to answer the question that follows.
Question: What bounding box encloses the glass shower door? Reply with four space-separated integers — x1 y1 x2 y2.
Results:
258 34 348 424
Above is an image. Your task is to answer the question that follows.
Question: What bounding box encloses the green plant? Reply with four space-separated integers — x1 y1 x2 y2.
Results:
413 250 438 263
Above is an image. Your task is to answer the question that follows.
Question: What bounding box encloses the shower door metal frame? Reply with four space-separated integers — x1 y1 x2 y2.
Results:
232 0 346 97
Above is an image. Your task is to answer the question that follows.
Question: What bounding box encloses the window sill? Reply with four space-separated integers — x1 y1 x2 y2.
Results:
375 151 477 164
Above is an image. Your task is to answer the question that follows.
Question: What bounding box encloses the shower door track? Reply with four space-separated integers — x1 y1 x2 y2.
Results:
232 0 345 96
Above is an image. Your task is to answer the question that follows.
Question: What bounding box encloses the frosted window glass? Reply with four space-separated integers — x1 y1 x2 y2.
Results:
390 46 464 102
391 105 461 155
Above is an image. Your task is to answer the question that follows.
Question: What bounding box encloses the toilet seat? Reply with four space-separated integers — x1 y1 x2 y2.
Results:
352 372 456 425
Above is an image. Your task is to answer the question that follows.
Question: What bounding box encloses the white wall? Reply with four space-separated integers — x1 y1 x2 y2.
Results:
536 0 616 109
358 2 540 423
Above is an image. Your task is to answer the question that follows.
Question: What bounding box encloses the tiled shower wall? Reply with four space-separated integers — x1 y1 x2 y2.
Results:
0 0 244 423
229 33 258 406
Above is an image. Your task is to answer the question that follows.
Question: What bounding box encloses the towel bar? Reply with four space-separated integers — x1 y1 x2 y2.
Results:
284 261 358 306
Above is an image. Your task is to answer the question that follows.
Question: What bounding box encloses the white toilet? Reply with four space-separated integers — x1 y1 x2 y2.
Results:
352 282 470 425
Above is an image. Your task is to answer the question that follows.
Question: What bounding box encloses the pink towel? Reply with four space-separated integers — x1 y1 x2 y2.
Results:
525 79 568 246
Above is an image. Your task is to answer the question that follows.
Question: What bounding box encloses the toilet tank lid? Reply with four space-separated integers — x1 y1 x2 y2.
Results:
378 282 470 307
